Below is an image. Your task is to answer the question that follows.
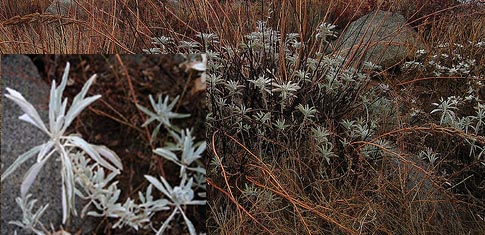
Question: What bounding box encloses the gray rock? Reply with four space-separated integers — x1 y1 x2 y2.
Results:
387 154 458 234
334 10 425 69
45 0 87 19
1 55 96 235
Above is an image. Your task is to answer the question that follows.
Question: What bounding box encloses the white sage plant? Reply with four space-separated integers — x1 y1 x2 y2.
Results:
140 93 207 235
136 94 190 143
2 62 206 235
2 62 123 225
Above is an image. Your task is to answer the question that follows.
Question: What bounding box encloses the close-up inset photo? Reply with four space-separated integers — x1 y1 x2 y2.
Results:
1 54 207 235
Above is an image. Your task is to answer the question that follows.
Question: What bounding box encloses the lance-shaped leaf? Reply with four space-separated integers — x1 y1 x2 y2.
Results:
5 88 48 134
49 62 70 133
144 175 173 200
182 138 205 165
36 140 54 163
156 209 178 235
179 205 197 235
153 147 178 163
61 150 76 224
92 145 123 170
63 75 101 132
68 136 120 173
1 144 44 182
20 157 49 198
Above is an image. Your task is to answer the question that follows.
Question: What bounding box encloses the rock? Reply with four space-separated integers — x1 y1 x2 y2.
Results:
44 0 87 53
386 153 458 234
334 10 425 69
1 55 96 235
45 0 87 19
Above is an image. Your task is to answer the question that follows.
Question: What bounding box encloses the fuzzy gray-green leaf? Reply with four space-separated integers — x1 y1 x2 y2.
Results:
1 144 44 182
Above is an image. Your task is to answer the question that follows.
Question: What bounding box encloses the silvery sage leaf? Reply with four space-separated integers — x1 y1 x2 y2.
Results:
9 194 49 235
49 80 58 134
144 175 172 200
72 74 97 104
182 138 205 165
136 103 158 127
153 147 178 162
68 136 120 173
68 94 101 122
61 151 76 224
5 88 49 134
49 62 70 133
63 75 101 131
156 209 178 235
21 158 48 198
36 140 54 163
53 114 65 135
150 123 162 144
57 62 70 100
179 207 197 235
61 176 69 224
91 145 123 170
1 144 44 182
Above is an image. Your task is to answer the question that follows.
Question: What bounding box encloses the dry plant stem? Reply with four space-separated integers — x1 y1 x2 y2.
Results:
114 55 163 176
117 0 153 38
87 106 144 134
1 13 84 27
244 171 312 235
406 3 465 27
279 0 289 80
223 132 358 234
246 177 357 235
360 124 485 147
209 131 274 235
205 0 231 44
175 70 193 112
294 0 307 72
396 76 485 86
211 131 234 198
163 4 198 35
0 13 133 53
207 178 274 235
97 97 131 124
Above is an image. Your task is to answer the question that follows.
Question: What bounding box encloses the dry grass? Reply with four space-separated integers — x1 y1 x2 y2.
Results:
203 1 484 235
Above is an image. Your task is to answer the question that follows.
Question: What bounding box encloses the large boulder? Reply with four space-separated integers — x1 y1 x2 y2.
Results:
45 0 87 19
334 10 425 69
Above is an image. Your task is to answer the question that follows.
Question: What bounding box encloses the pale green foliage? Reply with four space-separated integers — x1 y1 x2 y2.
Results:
2 63 122 224
272 80 301 100
145 174 206 235
429 91 485 165
403 41 481 76
419 147 439 166
3 62 206 235
144 15 484 233
431 96 460 125
315 22 338 44
9 195 49 235
137 94 191 142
